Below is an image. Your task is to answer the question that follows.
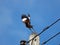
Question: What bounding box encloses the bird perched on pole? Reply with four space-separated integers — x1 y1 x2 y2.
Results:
20 40 27 45
21 14 35 33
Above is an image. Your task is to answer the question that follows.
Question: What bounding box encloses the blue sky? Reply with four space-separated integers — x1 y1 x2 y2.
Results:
0 0 60 45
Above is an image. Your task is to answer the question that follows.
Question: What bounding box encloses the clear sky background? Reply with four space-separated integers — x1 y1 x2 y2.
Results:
0 0 60 45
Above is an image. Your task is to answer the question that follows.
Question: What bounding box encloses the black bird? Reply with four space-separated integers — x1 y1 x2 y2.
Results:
20 40 27 45
21 14 35 33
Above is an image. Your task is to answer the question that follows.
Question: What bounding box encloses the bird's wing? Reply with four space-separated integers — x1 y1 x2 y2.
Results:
22 18 27 22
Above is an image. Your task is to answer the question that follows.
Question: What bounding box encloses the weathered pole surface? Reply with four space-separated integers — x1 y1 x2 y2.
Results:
29 33 40 45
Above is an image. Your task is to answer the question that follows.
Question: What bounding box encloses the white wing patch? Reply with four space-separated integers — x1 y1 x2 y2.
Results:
22 18 27 22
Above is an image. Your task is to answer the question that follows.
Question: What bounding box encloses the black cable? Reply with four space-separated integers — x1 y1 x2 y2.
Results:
41 32 60 45
27 18 60 43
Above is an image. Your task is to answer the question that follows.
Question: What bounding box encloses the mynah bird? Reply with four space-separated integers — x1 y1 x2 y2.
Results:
21 14 35 33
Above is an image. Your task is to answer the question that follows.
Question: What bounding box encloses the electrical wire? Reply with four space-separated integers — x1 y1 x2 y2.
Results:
41 32 60 45
27 18 60 43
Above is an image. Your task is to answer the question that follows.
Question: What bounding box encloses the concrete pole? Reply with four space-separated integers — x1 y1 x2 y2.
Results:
29 33 40 45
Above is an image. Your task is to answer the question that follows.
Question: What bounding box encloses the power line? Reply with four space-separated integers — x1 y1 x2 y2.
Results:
27 18 60 43
41 32 60 45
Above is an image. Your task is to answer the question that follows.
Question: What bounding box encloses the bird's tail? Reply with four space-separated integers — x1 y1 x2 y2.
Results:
29 25 37 33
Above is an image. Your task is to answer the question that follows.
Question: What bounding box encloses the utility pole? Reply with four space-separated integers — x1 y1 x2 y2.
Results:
29 33 40 45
